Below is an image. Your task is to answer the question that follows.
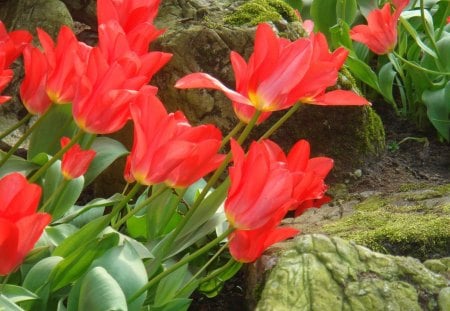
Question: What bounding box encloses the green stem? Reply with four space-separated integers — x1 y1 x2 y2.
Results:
39 179 70 214
128 227 234 304
259 103 301 141
236 110 261 144
392 51 450 76
0 274 10 292
220 121 245 149
0 113 32 141
177 242 230 295
0 112 49 167
419 0 441 67
108 182 142 222
113 185 168 230
28 130 85 183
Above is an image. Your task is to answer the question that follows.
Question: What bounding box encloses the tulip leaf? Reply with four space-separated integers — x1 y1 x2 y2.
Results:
150 298 192 311
378 62 397 105
345 54 381 92
77 267 127 311
49 232 119 291
198 260 242 298
0 285 39 303
356 0 377 18
44 224 79 247
330 20 353 50
0 154 39 178
422 81 450 141
310 0 338 38
84 136 129 186
28 104 77 160
0 295 24 311
91 243 148 311
336 0 357 26
154 263 191 307
399 17 437 58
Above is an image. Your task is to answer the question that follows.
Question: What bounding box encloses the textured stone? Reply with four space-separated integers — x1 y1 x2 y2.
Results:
254 234 449 311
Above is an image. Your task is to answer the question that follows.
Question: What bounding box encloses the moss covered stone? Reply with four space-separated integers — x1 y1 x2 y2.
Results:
321 184 450 260
224 0 298 27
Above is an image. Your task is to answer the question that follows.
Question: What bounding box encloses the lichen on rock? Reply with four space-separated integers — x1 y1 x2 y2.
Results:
255 234 449 311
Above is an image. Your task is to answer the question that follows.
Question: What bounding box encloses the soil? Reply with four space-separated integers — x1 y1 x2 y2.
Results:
188 103 450 311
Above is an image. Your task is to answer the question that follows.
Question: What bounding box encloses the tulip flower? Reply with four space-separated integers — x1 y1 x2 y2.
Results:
0 58 13 105
19 46 52 115
228 208 299 263
123 155 135 184
129 87 224 188
0 173 51 275
176 23 369 124
0 21 32 68
350 0 409 55
225 139 294 230
60 137 96 180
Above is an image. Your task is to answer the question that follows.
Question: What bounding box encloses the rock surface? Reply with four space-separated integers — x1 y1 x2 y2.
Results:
253 234 449 311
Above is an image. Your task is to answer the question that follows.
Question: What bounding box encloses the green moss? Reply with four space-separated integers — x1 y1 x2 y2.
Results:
224 0 298 27
322 187 450 260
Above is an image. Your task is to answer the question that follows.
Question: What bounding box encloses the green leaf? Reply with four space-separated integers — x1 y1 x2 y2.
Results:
0 154 39 178
91 243 148 311
310 0 338 38
0 295 25 311
336 0 357 26
84 137 129 186
145 188 180 240
345 54 381 92
199 260 242 298
356 0 377 18
154 264 191 307
28 104 77 160
378 62 397 104
44 224 79 247
399 17 437 58
22 256 63 311
151 298 192 311
1 285 39 303
422 81 450 141
50 232 119 291
52 215 110 257
77 267 127 311
330 20 353 50
177 179 229 239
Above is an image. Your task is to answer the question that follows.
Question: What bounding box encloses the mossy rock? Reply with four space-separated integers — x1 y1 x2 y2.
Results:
313 184 450 260
253 234 449 311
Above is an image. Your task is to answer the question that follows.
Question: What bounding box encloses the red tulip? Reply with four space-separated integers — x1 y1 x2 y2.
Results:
350 1 408 55
0 56 13 105
19 46 52 115
37 27 91 104
60 137 96 180
129 87 224 188
123 155 135 184
225 139 294 230
228 209 299 263
0 21 32 68
176 23 368 124
0 173 51 275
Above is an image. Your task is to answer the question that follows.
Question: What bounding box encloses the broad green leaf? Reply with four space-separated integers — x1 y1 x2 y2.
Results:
91 243 148 311
436 35 450 71
330 20 353 50
84 137 128 186
145 188 180 240
0 295 24 311
336 0 357 26
378 62 397 104
399 17 437 58
154 264 190 307
49 232 119 291
78 267 127 311
52 215 110 257
310 0 338 38
177 179 229 239
22 256 63 311
28 104 77 160
0 154 39 178
44 224 79 247
1 285 39 303
345 54 381 92
422 81 450 141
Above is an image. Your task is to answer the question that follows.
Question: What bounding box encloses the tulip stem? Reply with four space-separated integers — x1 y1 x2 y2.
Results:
0 112 49 167
0 113 32 141
236 110 261 144
128 227 234 304
220 121 245 149
28 130 85 183
391 51 450 76
198 256 240 285
109 182 142 223
113 185 168 229
259 103 301 140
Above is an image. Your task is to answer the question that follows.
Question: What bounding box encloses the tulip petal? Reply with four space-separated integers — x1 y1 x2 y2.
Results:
312 90 370 106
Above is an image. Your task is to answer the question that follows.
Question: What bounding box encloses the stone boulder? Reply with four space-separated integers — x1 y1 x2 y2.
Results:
251 234 449 311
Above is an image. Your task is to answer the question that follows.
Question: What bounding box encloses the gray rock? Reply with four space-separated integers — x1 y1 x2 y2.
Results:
252 234 449 311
